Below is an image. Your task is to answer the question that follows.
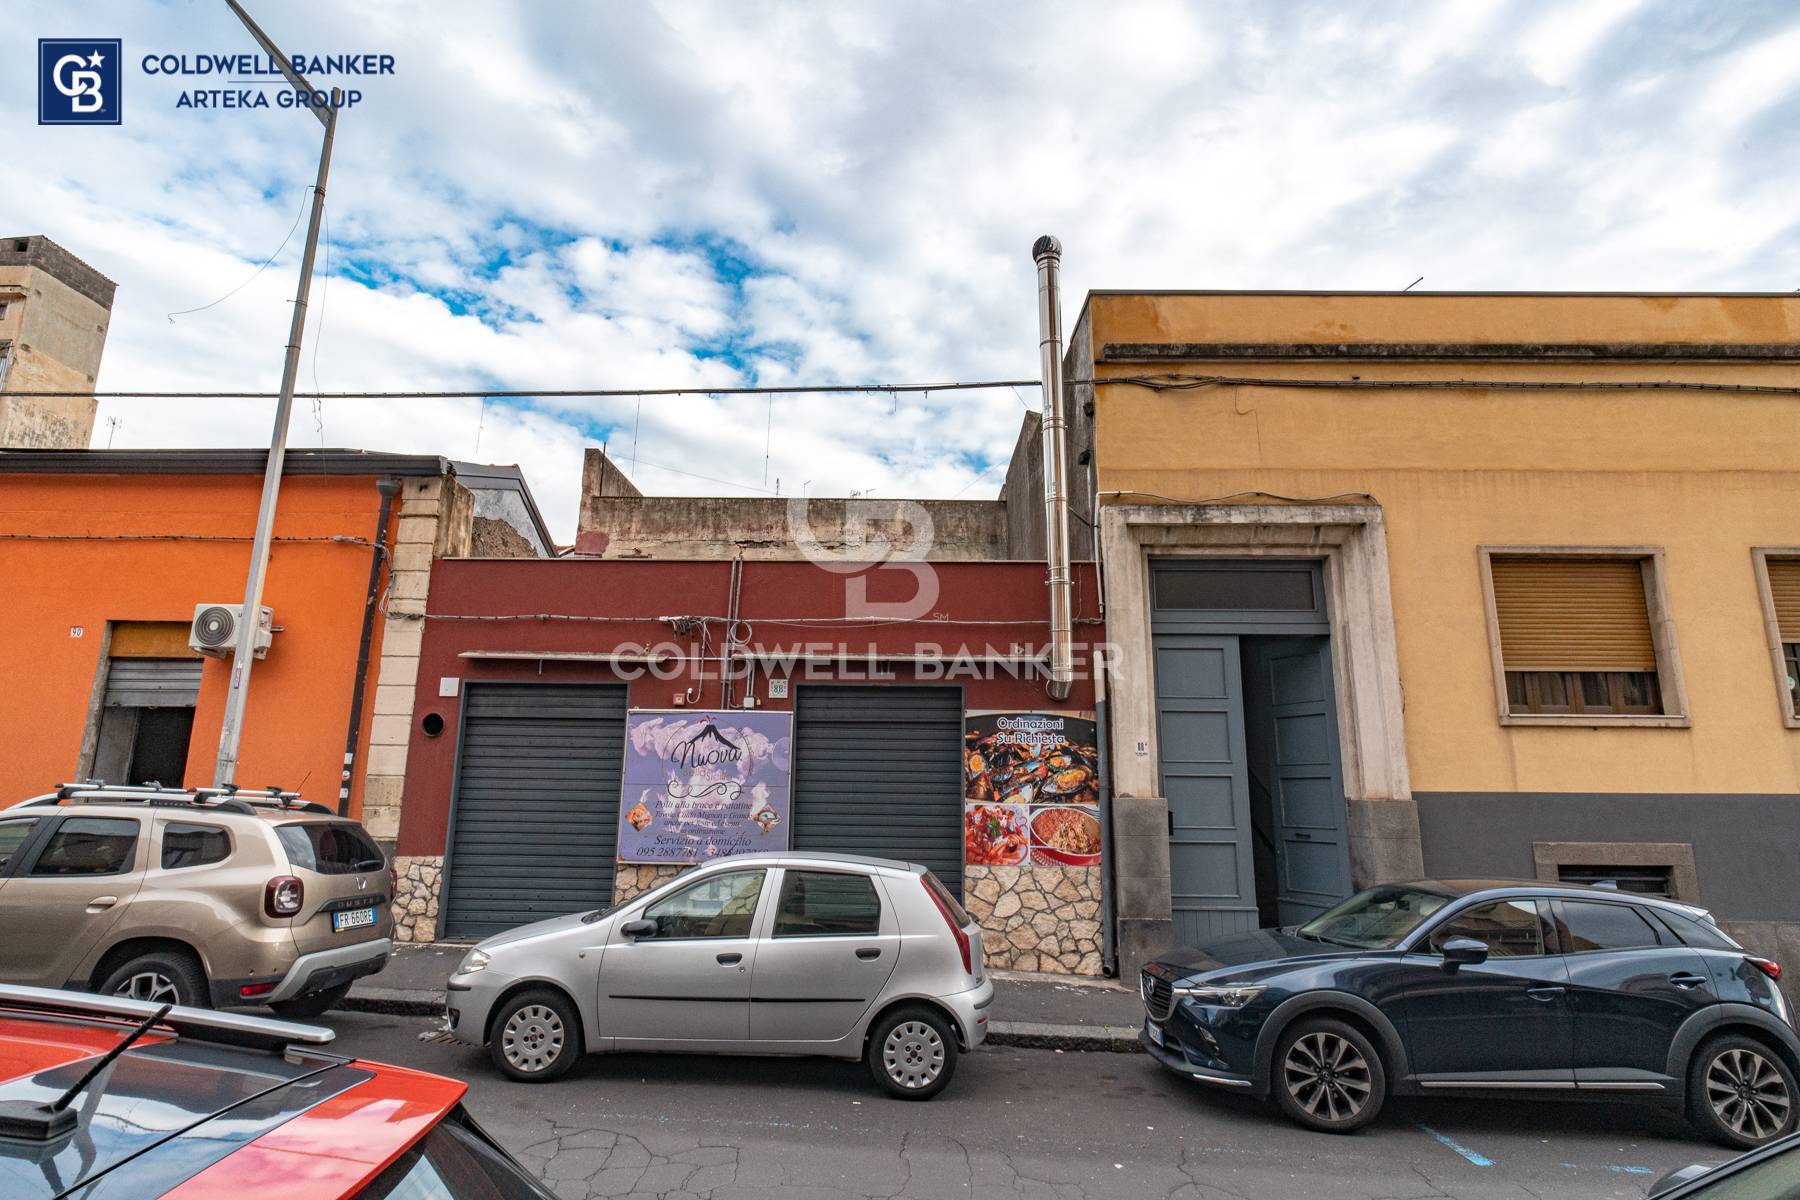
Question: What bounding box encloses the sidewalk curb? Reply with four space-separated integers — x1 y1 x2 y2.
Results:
344 991 444 1018
986 1021 1144 1053
341 992 1145 1053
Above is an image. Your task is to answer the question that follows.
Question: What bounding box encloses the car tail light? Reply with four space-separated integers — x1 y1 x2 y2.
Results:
265 875 304 918
388 861 398 900
922 878 972 976
1750 956 1783 982
239 982 276 999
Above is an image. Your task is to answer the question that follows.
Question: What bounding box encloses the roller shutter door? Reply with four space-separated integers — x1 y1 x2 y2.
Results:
443 683 626 939
103 659 203 708
791 685 965 897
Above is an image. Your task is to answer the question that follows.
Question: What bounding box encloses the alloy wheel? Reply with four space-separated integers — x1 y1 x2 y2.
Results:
883 1020 945 1090
1706 1047 1791 1141
501 1004 566 1074
114 971 180 1005
1283 1031 1373 1123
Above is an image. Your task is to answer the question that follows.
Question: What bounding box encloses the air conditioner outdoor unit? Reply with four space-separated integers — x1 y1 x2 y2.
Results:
189 604 274 659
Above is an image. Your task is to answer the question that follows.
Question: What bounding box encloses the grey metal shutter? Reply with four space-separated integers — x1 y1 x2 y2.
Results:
442 683 627 939
103 659 202 708
791 685 965 897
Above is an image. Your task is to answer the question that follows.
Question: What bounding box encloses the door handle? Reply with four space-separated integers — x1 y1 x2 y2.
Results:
716 952 743 965
856 948 882 960
1526 986 1565 1001
86 896 118 912
1669 972 1707 989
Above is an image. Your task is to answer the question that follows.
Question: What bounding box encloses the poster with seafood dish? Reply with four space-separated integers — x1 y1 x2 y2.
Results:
617 710 793 864
964 712 1103 867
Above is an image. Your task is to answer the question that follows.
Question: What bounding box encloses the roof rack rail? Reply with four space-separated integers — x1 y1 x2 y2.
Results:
0 984 335 1053
30 783 314 814
240 798 337 815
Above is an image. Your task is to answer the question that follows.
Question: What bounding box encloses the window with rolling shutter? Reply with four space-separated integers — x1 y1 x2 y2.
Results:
1488 555 1667 717
1767 558 1800 716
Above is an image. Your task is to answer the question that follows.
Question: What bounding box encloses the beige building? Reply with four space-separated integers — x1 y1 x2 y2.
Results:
0 236 114 449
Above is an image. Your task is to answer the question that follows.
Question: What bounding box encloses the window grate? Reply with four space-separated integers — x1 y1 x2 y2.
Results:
1784 642 1799 718
1557 864 1674 898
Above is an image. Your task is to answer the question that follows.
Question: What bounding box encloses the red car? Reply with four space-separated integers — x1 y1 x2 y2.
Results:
0 984 551 1199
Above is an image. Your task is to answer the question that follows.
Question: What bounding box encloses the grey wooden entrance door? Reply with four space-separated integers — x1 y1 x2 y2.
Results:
1258 637 1353 925
1153 636 1258 940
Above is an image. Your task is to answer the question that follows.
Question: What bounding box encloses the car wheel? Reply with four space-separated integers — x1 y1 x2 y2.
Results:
867 1006 959 1100
1688 1034 1798 1149
269 982 353 1021
489 988 582 1083
1271 1017 1386 1134
98 950 209 1009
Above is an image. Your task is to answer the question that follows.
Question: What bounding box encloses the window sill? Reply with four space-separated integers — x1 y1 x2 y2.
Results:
1500 713 1691 729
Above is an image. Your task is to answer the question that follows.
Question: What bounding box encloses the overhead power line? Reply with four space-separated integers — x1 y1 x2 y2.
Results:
6 380 1042 400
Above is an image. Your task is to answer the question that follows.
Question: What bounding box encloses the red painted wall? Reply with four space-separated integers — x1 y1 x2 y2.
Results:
397 558 1104 855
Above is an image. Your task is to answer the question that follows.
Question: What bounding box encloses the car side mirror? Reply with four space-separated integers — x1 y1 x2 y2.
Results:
621 918 656 939
1440 936 1489 972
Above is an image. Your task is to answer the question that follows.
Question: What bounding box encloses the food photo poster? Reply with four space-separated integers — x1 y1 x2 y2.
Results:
963 712 1102 868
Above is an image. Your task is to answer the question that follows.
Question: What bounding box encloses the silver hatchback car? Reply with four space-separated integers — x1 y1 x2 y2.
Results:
446 852 992 1099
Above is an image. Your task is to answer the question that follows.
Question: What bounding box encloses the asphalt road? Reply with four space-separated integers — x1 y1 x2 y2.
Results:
327 1010 1729 1200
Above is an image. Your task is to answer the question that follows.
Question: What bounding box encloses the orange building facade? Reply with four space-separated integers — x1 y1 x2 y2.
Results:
0 449 549 835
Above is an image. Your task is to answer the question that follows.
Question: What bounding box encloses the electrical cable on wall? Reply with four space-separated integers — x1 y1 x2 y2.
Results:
1080 372 1800 397
1097 488 1377 506
0 532 379 548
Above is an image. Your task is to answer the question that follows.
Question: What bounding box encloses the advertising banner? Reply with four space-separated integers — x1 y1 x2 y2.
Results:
617 710 794 865
963 712 1103 868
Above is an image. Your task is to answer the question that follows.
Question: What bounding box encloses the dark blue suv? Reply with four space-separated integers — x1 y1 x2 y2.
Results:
1141 879 1798 1147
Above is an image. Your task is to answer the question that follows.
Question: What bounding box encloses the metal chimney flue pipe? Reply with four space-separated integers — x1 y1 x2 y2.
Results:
1034 235 1074 701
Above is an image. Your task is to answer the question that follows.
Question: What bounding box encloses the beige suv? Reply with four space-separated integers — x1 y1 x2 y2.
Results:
0 784 393 1018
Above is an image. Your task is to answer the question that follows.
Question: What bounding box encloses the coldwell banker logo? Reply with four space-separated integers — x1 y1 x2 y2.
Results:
38 39 122 125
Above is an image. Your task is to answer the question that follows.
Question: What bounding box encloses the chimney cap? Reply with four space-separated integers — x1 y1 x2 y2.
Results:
1032 235 1062 262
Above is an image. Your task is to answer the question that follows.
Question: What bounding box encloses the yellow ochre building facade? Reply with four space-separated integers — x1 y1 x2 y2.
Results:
1066 290 1800 975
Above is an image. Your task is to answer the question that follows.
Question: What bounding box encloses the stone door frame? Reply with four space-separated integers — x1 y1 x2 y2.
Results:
1097 502 1421 974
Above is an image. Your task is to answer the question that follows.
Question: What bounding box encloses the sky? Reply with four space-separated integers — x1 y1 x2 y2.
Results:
7 0 1800 542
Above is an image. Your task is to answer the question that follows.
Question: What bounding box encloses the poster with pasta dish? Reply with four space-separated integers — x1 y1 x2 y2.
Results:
964 712 1102 867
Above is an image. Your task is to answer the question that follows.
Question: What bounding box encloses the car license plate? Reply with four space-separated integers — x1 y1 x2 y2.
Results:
332 906 376 932
1146 1020 1165 1047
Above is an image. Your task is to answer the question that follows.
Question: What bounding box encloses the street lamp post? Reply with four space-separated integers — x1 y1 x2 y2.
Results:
212 0 343 787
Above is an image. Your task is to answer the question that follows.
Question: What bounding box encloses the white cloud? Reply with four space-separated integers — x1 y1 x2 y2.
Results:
1520 0 1644 87
5 0 1799 542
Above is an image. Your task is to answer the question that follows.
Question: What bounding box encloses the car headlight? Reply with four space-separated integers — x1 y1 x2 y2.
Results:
457 948 491 975
1175 984 1266 1008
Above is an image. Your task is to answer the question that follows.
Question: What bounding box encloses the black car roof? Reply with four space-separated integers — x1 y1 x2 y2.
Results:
1412 878 1699 912
0 1008 363 1200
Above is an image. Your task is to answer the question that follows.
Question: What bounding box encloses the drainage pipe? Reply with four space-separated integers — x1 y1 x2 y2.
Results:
338 477 400 815
1034 235 1074 701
